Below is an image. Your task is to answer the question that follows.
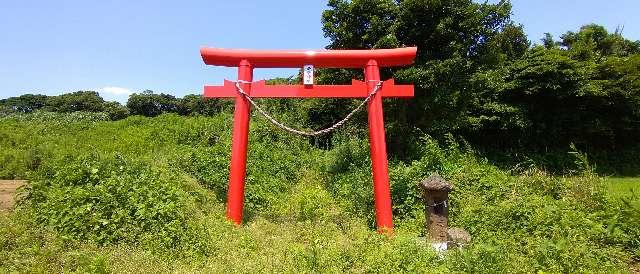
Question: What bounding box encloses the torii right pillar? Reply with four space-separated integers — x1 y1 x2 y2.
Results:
365 59 394 232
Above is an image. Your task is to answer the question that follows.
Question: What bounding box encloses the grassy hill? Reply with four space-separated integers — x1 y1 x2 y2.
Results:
0 111 638 272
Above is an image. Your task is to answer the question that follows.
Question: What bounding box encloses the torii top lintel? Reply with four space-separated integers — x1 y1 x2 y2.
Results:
201 47 416 99
200 47 417 68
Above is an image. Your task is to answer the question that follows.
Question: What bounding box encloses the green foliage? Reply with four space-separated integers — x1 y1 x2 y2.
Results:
45 91 107 113
125 92 225 117
126 91 179 117
103 101 129 120
0 212 109 273
2 2 639 167
0 113 638 272
323 0 399 50
1 2 640 270
1 91 227 121
321 1 640 164
0 111 111 179
24 155 190 245
0 94 48 113
1 92 114 117
319 0 532 154
484 44 640 150
176 94 228 116
560 24 640 58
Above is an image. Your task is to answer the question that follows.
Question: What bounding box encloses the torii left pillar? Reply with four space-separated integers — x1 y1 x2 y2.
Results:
226 60 253 223
201 47 417 233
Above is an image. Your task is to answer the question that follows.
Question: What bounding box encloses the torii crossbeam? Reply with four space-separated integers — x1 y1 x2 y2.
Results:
201 47 417 233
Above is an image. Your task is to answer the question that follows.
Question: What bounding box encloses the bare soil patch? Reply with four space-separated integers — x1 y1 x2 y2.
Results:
0 180 25 211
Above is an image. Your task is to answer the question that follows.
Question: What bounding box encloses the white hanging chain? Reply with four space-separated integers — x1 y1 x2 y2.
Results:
234 80 384 137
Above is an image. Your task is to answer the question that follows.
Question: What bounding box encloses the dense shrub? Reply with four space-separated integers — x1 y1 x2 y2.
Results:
322 133 635 271
24 154 191 245
104 101 129 120
0 111 110 179
0 110 110 124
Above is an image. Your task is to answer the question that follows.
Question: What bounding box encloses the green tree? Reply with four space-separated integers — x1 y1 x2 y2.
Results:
320 0 528 154
126 91 178 117
176 94 225 116
321 0 640 155
0 94 48 113
542 33 556 49
104 101 130 120
483 33 640 150
45 91 106 112
560 24 640 59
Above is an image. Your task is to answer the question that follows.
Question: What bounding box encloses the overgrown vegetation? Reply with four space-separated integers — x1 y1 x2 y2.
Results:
0 112 638 272
1 0 639 272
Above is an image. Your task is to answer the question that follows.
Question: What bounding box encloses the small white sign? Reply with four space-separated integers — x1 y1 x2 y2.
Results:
303 65 314 85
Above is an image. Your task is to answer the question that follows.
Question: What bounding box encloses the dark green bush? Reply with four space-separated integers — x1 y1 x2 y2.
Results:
104 102 129 120
126 92 178 117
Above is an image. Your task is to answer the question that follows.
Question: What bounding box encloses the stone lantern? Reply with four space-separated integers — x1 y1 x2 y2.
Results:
419 173 453 252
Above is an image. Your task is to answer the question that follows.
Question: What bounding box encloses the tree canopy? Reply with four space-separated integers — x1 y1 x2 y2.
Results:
318 0 640 154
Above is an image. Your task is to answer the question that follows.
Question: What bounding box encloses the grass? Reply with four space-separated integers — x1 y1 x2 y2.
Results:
0 111 639 273
606 177 640 198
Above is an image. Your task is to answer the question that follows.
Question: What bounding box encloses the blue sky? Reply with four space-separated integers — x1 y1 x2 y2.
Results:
1 0 639 103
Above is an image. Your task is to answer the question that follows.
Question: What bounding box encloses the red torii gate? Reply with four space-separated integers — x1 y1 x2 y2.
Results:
201 47 417 233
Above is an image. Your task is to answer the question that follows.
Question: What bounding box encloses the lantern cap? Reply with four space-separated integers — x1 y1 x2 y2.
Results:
420 173 453 192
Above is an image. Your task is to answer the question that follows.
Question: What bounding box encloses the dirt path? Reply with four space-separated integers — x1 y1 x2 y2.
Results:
0 180 25 211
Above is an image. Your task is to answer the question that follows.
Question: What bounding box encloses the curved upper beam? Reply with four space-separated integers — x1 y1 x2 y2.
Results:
200 47 417 68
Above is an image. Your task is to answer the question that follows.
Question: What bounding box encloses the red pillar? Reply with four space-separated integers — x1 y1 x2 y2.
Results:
365 60 394 233
226 60 253 225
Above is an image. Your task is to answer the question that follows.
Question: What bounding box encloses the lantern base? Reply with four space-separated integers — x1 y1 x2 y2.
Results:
431 242 448 253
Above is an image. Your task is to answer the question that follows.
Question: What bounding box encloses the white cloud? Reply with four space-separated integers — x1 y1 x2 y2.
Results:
100 86 133 96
